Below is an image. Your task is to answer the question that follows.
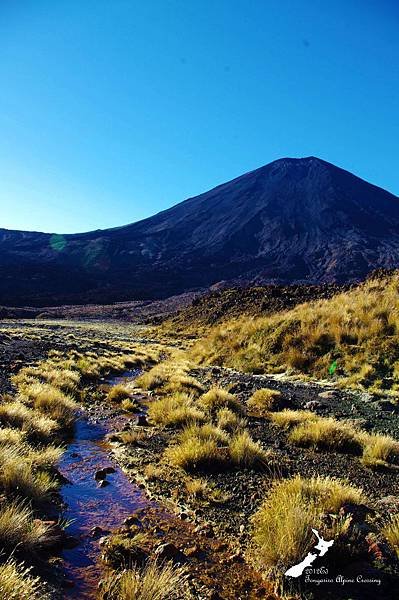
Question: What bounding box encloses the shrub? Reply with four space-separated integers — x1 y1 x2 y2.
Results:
247 388 282 414
198 388 244 416
251 475 365 575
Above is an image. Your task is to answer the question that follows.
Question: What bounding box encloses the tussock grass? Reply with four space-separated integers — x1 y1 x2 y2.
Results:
165 436 222 471
228 430 269 467
108 385 132 403
99 559 188 600
29 385 77 429
148 393 206 428
358 432 399 469
0 558 48 600
178 423 229 446
289 417 362 454
272 409 399 466
163 375 204 397
247 388 281 414
0 428 26 446
382 515 399 558
121 398 139 412
269 409 317 429
251 475 365 574
198 387 244 416
0 401 58 443
166 424 267 471
0 501 51 553
191 273 399 390
216 407 247 432
0 447 56 503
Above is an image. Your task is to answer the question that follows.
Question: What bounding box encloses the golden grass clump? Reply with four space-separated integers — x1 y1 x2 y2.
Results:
247 388 282 414
0 500 52 553
228 430 269 467
148 393 206 428
0 446 56 503
382 515 399 558
216 407 247 432
108 385 133 403
165 436 221 471
269 409 317 429
198 387 244 416
0 401 58 443
251 475 365 574
358 432 399 469
0 427 26 446
289 417 362 454
0 558 49 600
191 273 399 390
98 559 188 600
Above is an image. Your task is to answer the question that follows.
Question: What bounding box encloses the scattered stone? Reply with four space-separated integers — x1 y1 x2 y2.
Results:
94 468 107 481
304 400 325 410
104 466 116 474
136 414 149 426
154 542 187 564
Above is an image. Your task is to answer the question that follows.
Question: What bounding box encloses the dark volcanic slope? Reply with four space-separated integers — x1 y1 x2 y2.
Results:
1 156 399 306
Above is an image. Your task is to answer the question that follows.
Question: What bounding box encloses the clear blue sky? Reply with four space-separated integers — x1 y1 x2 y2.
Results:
0 0 398 233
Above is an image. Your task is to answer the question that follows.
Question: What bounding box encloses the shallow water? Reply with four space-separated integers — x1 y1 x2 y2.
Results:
59 372 149 598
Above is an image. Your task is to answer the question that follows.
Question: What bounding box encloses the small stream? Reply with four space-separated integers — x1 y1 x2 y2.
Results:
58 371 150 598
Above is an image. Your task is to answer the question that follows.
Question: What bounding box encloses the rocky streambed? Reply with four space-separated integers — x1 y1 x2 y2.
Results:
58 371 269 599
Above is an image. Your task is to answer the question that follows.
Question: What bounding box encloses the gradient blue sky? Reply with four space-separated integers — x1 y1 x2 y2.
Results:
0 0 398 233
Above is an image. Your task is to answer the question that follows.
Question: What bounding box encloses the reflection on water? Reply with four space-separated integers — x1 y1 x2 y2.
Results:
59 371 148 598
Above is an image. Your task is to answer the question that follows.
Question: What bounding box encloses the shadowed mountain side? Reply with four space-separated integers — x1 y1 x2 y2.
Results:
1 156 399 306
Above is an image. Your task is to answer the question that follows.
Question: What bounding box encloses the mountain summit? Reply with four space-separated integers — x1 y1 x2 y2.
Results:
1 156 399 306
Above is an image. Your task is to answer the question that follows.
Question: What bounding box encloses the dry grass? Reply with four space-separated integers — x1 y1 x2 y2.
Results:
216 407 247 432
148 393 206 428
247 388 281 414
191 273 399 390
288 417 362 454
272 409 399 466
251 475 364 575
121 398 139 412
0 401 58 443
228 430 269 467
198 387 244 416
108 385 132 403
0 558 48 600
358 432 399 468
0 446 56 503
269 409 318 429
382 515 399 558
116 430 147 445
99 559 188 600
0 500 51 553
165 435 222 471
